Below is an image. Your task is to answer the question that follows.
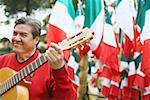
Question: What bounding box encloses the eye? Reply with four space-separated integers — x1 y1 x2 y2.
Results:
13 31 17 36
20 33 27 37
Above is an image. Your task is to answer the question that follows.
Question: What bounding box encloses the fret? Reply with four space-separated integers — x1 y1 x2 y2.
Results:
6 80 10 92
3 82 6 93
13 75 16 84
15 74 19 83
12 76 16 85
29 65 32 71
0 84 3 95
20 70 24 79
29 64 34 72
24 69 27 76
9 78 12 89
36 58 41 67
42 54 47 63
26 66 31 75
22 69 26 77
0 91 1 96
17 73 21 82
1 85 4 95
34 60 38 69
2 83 5 93
31 61 35 70
5 81 8 91
38 56 42 65
14 70 26 85
7 80 11 92
24 67 29 75
40 55 44 63
0 85 2 95
2 84 5 95
2 80 9 95
11 76 16 87
9 78 14 89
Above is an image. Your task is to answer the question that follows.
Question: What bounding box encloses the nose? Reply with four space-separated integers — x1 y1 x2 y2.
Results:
13 34 21 41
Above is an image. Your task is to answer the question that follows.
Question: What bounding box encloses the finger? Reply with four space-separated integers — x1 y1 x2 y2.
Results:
50 42 61 53
45 50 52 61
49 48 60 60
46 48 57 62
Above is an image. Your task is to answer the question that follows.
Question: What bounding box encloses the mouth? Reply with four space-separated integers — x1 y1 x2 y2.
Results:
13 43 23 48
13 43 21 46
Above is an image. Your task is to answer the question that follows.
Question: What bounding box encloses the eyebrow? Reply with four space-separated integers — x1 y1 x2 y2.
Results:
13 30 28 35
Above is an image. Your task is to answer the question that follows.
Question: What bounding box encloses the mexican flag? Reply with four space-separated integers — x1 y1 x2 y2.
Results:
128 54 136 88
84 0 105 57
67 50 79 81
140 9 150 97
116 0 135 41
133 0 150 98
100 9 120 98
99 9 119 72
48 0 76 60
116 0 136 61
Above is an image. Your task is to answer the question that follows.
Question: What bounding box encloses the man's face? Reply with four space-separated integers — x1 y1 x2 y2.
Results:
12 24 38 54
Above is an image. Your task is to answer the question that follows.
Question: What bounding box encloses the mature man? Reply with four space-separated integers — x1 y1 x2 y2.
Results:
0 17 77 100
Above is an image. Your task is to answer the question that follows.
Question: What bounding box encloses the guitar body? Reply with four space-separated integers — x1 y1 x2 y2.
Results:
0 68 29 100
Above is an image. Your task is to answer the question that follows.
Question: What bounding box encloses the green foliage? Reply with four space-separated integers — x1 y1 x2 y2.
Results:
0 48 12 55
49 0 56 8
4 20 10 25
0 0 50 16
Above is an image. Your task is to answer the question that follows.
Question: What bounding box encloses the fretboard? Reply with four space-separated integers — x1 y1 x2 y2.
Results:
0 54 48 95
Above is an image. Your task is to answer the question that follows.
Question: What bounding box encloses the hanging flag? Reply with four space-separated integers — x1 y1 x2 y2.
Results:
120 53 128 72
100 66 112 97
119 71 130 99
84 0 105 57
67 50 79 80
116 0 137 61
133 0 150 98
136 0 150 88
128 54 136 88
141 9 150 76
99 9 119 72
116 0 135 41
48 0 76 60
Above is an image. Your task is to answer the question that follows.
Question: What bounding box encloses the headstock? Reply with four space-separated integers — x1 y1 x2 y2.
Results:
59 27 94 50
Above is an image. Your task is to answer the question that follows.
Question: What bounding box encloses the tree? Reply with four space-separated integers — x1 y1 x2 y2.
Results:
0 0 50 16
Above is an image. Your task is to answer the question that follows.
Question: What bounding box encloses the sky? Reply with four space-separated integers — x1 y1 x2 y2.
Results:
0 6 50 40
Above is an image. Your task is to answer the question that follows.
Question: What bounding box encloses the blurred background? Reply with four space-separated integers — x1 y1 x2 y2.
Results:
0 0 150 99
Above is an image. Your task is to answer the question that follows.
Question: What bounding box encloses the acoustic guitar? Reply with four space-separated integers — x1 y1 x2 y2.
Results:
0 28 93 100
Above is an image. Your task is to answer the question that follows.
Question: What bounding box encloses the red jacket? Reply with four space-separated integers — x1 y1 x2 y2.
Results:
0 50 77 100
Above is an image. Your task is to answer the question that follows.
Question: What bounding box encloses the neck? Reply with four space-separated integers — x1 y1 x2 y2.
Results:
17 48 36 62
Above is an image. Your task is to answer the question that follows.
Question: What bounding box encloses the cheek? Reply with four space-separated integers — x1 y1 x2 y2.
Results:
11 37 15 42
23 39 36 47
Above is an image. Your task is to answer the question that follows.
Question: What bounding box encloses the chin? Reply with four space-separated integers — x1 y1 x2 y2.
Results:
12 47 23 54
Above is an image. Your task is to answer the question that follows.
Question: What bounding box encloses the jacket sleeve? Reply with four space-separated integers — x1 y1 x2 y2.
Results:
48 65 78 100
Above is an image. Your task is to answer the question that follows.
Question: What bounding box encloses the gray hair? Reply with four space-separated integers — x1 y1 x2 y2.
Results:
14 16 41 39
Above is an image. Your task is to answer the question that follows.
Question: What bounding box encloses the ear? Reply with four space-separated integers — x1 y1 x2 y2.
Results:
34 36 40 45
